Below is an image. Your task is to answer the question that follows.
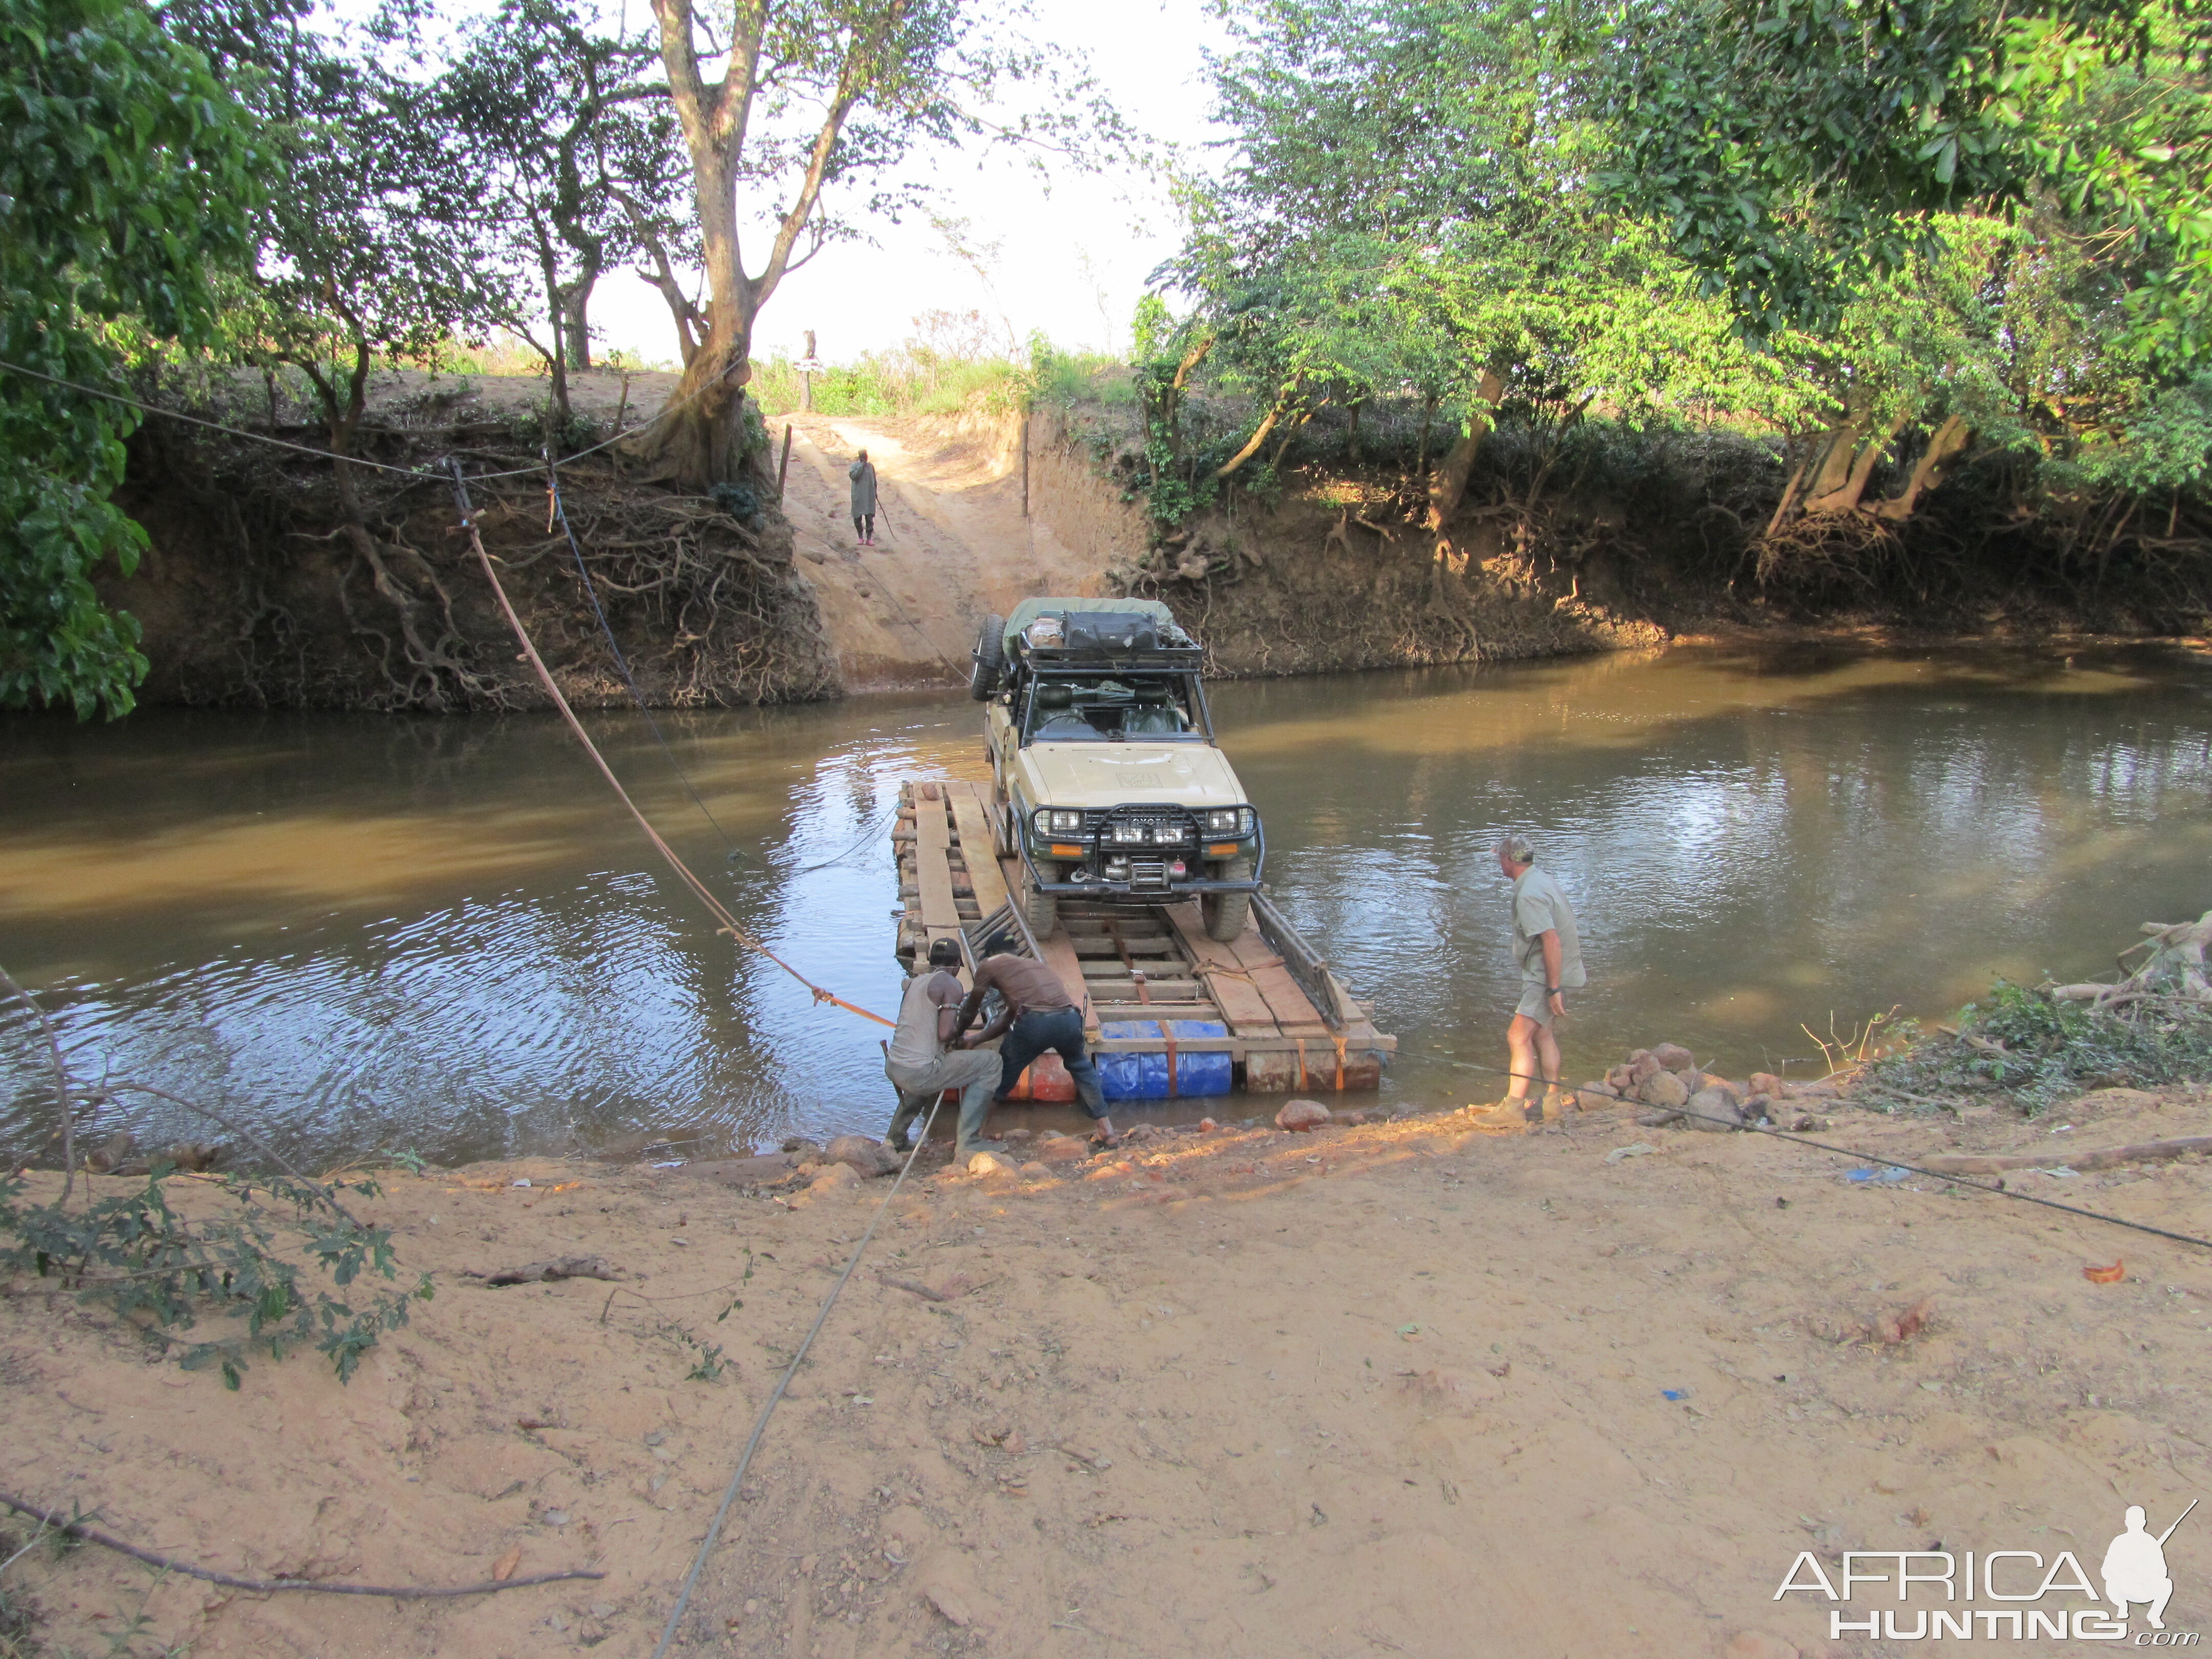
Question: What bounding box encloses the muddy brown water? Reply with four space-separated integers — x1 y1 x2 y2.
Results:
4 643 2208 1169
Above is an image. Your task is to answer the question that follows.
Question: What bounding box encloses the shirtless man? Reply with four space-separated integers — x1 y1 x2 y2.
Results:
884 939 1004 1160
954 939 1119 1145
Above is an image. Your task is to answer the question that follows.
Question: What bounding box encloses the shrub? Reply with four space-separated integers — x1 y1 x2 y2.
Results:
1858 980 2212 1115
0 1162 433 1389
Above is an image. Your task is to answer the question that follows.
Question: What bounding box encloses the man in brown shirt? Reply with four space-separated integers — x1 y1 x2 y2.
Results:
954 940 1118 1144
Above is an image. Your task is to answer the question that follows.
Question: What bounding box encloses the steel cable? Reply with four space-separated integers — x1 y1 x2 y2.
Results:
1456 1058 2212 1253
449 462 891 1029
649 1098 942 1658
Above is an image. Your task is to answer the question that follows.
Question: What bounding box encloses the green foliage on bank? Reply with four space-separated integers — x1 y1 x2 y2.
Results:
1125 0 2210 586
0 1162 433 1388
1860 982 2212 1116
0 0 262 719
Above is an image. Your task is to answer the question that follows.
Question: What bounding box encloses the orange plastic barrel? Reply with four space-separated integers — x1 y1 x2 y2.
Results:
1006 1051 1076 1103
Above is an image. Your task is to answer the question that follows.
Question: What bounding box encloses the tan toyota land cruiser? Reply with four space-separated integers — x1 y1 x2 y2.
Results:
969 598 1263 942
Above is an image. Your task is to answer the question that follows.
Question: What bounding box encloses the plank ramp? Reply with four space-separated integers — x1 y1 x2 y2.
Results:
945 784 1009 917
910 783 962 949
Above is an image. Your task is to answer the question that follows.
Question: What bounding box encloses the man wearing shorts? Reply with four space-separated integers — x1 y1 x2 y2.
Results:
1470 833 1584 1132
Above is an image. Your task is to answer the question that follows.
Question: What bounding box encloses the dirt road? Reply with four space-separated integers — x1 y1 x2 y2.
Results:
362 374 1107 693
768 412 1107 691
7 1084 2210 1658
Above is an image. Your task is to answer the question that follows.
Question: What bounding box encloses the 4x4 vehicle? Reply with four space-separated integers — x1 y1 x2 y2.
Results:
970 598 1263 942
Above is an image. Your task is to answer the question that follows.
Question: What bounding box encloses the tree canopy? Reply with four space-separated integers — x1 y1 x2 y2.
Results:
1143 0 2210 558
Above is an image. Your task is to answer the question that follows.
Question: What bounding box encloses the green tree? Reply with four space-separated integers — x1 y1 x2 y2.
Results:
166 0 517 708
439 0 690 421
1601 0 2211 365
634 0 1124 488
1168 0 1769 528
0 0 261 717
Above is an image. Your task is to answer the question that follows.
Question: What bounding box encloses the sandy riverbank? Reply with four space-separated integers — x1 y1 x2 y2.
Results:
6 1082 2211 1658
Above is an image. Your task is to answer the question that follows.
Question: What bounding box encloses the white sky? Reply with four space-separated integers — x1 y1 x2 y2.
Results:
589 0 1235 367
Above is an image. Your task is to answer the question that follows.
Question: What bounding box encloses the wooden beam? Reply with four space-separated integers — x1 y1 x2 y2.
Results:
946 782 1010 918
1163 902 1285 1037
913 789 961 945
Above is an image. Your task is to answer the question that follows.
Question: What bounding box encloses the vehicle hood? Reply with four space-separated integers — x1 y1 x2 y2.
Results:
1016 742 1246 810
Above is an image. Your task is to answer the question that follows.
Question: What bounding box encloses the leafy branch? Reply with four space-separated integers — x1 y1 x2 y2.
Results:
0 964 433 1389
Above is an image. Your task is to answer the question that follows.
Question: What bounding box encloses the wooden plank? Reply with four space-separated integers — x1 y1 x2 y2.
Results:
997 851 1096 1030
1079 960 1194 979
946 782 1010 918
1218 921 1332 1035
913 790 961 944
1162 902 1284 1037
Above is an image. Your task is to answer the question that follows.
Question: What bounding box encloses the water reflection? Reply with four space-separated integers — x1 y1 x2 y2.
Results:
2 645 2206 1167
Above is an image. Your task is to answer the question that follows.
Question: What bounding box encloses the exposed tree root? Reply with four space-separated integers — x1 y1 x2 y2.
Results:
115 412 838 711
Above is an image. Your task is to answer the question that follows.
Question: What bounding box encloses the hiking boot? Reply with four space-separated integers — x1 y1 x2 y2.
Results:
1539 1086 1571 1121
1464 1098 1540 1134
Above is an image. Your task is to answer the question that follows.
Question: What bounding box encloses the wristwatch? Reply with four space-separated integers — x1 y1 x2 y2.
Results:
1546 986 1561 995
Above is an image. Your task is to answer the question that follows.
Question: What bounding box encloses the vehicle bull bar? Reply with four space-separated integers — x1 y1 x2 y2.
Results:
1015 816 1266 898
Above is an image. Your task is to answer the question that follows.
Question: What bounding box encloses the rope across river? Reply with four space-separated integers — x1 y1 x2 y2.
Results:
446 462 891 1028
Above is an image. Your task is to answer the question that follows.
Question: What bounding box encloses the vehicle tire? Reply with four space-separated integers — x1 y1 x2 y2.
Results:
1022 869 1058 940
969 612 1005 701
1201 858 1253 942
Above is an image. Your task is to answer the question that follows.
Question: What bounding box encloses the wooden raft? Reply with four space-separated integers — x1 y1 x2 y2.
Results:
891 779 1392 1091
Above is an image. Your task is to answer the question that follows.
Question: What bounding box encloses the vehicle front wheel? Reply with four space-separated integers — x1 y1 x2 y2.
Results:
1022 868 1058 940
1201 858 1253 942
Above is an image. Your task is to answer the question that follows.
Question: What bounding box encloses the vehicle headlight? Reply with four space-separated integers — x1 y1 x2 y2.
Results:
1204 807 1252 835
1032 807 1085 836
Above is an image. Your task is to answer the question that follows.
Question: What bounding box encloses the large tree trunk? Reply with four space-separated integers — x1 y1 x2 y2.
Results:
1870 414 1972 521
1795 383 1911 517
630 146 756 486
1214 389 1292 479
1424 369 1505 534
559 267 599 371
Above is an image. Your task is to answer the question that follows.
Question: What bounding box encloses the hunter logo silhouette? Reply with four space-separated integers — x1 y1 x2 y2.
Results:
2104 1499 2194 1630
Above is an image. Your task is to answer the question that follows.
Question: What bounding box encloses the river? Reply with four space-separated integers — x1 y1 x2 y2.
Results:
3 643 2208 1168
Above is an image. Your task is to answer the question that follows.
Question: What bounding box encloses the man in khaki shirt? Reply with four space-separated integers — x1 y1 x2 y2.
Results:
1470 833 1585 1133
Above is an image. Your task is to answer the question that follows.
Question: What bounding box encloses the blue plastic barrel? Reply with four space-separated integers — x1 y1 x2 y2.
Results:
1095 1019 1232 1100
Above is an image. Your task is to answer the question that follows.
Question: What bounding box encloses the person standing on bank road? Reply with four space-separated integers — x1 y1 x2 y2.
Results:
954 937 1120 1146
1469 833 1585 1133
848 449 878 546
884 938 1004 1160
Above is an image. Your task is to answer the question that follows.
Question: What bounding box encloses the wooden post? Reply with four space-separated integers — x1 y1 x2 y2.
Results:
1020 409 1031 519
777 423 794 500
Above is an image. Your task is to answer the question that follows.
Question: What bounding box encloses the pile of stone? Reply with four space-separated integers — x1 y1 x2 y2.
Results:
1593 1043 1843 1133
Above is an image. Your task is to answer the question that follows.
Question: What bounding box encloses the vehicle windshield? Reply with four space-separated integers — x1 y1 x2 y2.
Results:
1023 675 1203 742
